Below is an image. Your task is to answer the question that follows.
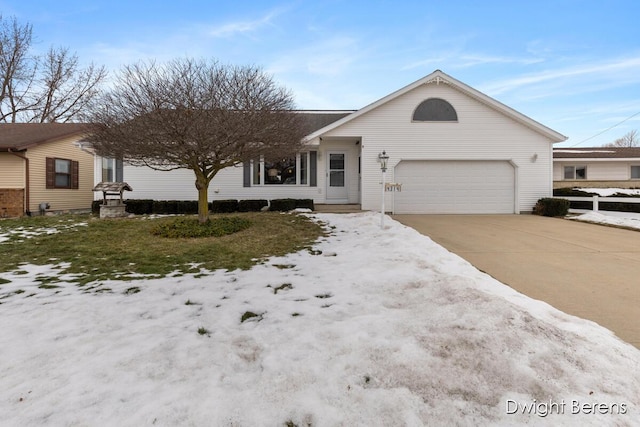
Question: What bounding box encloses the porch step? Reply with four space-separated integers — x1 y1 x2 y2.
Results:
314 204 363 213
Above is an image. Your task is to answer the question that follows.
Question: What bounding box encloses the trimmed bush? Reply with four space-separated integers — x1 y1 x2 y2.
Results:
239 199 268 212
91 200 101 215
295 199 314 210
533 198 570 217
125 199 154 215
153 200 177 214
150 216 252 238
269 198 297 212
553 187 598 197
210 199 239 213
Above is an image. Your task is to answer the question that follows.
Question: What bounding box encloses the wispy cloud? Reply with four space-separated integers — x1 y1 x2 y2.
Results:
479 56 640 96
268 35 364 77
207 9 284 38
401 52 544 71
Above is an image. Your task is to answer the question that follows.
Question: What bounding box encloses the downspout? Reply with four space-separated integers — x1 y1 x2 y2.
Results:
7 149 30 216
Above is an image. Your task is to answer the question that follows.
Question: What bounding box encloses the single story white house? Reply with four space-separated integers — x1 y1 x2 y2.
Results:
553 147 640 189
96 70 567 214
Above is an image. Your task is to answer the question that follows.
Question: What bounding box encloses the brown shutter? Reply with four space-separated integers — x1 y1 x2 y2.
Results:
46 157 55 189
71 160 79 189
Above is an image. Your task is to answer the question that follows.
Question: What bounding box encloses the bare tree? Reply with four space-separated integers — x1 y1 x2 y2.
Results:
606 130 639 147
85 58 306 224
0 15 106 122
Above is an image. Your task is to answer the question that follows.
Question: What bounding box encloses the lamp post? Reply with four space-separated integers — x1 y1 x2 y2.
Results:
378 150 389 229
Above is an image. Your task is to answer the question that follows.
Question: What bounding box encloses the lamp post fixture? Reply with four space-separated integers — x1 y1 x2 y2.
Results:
378 150 389 229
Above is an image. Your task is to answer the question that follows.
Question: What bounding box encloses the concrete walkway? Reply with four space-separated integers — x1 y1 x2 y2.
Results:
393 214 640 349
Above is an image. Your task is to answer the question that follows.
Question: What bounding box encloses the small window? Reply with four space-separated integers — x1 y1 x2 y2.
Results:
55 159 72 187
564 165 587 180
413 98 458 122
631 166 640 179
102 158 114 182
46 157 79 189
252 157 261 185
101 158 123 182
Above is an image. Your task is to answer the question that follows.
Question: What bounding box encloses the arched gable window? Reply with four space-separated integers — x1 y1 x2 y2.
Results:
412 98 458 122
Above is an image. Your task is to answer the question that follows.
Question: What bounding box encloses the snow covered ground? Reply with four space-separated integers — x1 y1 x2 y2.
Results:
569 210 640 230
1 212 639 426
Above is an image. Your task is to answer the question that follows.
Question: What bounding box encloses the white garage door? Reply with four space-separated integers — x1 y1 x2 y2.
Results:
394 160 515 214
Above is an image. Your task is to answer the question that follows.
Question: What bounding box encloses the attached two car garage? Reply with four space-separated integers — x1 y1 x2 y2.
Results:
393 160 516 214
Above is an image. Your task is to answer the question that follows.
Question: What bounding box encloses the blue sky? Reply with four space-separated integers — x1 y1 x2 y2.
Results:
3 0 640 146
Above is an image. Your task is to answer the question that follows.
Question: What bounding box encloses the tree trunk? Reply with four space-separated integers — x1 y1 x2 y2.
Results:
195 174 210 224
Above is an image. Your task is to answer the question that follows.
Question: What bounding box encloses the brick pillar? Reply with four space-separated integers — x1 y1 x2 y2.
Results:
0 189 25 218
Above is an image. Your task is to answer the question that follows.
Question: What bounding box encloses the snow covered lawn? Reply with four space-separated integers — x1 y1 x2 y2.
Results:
1 212 639 426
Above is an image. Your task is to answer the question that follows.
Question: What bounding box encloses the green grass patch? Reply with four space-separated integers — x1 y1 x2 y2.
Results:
272 283 293 294
241 311 262 323
0 278 10 285
0 212 324 284
150 216 251 238
197 327 210 336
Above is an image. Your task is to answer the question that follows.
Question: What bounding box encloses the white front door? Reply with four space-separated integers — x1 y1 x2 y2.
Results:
326 152 348 202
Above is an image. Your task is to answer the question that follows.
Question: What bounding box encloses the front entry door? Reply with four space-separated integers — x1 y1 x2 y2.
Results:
326 152 348 202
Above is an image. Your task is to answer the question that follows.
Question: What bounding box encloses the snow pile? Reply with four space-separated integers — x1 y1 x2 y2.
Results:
576 188 640 197
569 210 640 230
1 212 639 426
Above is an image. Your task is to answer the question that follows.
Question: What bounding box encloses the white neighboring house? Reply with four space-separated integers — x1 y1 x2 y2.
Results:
96 70 567 214
553 147 640 189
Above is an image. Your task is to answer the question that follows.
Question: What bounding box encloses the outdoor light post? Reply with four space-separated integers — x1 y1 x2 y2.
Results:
378 150 389 229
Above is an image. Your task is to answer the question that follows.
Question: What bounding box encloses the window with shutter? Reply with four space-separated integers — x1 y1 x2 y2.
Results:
46 157 79 189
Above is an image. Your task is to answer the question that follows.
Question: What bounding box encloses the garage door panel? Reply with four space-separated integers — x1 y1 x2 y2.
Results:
394 161 514 214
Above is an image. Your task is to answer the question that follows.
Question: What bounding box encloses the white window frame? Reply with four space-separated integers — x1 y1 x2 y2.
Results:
250 153 310 186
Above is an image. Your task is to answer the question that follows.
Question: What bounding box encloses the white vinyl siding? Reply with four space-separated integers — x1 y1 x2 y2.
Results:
119 164 325 203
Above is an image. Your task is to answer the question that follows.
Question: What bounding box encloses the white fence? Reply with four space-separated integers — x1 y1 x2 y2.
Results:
559 196 640 212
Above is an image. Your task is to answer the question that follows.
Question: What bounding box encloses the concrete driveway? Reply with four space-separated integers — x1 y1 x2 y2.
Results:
393 214 640 349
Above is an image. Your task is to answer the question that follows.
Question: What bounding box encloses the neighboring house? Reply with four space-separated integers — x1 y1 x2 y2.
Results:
553 147 640 189
0 123 94 217
99 70 567 214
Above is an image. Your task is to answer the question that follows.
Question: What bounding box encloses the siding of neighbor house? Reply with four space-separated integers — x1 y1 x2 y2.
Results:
553 161 640 181
27 136 94 213
320 82 553 213
0 154 25 187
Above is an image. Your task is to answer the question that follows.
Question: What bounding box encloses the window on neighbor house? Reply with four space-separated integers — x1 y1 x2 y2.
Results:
46 157 79 189
563 165 587 180
631 166 640 179
244 152 315 187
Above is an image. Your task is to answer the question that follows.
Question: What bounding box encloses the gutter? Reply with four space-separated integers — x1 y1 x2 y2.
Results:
7 148 30 216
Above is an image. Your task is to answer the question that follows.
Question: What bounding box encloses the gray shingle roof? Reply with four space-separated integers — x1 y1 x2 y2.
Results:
553 147 640 159
298 111 354 135
0 123 88 151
